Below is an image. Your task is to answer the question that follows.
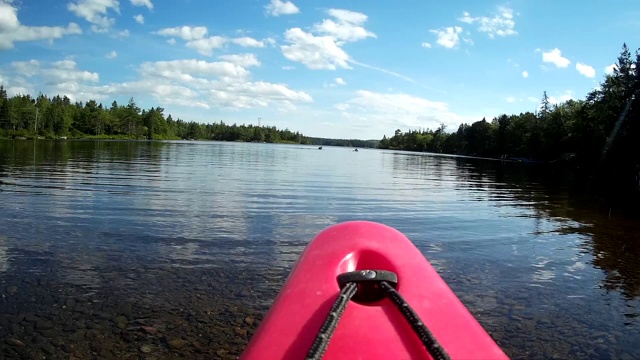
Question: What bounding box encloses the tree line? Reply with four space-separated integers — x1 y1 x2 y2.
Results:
379 43 640 202
307 137 379 148
0 91 313 144
0 90 386 147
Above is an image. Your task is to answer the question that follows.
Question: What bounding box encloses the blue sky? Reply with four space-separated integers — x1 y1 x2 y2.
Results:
1 0 638 139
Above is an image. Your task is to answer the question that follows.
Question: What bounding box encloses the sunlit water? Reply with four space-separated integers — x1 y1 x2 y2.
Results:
0 140 639 359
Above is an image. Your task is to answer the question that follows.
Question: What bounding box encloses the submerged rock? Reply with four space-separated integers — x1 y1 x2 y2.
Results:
35 320 53 331
114 315 128 329
140 325 158 335
167 338 188 350
5 338 26 347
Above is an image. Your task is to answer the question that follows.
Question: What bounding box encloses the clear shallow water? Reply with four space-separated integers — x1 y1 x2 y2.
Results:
0 139 639 359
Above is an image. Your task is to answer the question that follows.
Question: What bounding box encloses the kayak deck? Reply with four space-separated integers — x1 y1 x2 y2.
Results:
241 221 508 359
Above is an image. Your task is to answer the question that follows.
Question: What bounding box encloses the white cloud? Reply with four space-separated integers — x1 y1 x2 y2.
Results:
115 29 129 38
11 60 41 77
0 1 20 30
528 96 539 103
548 90 573 105
133 14 144 24
186 36 227 56
134 60 311 109
313 9 376 44
232 37 266 48
139 59 250 80
208 81 312 109
576 62 595 78
522 70 528 78
421 42 432 48
9 59 99 100
134 59 313 109
155 26 208 41
6 86 33 97
67 0 120 33
604 64 616 74
336 90 469 133
326 9 367 24
130 0 153 10
48 60 100 83
218 54 261 68
1 71 37 97
134 60 311 110
506 96 515 103
459 6 517 38
542 48 570 68
429 26 462 49
167 38 176 45
459 14 473 24
335 77 346 85
335 103 350 111
106 50 117 59
0 1 82 49
282 66 295 70
281 28 350 70
155 26 229 56
280 8 375 71
2 57 312 110
109 81 206 108
265 0 299 16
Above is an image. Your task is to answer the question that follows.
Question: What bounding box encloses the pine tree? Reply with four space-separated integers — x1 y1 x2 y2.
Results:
613 43 634 98
0 86 10 130
539 91 551 120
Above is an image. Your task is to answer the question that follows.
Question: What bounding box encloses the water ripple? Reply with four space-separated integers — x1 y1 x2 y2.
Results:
0 140 638 359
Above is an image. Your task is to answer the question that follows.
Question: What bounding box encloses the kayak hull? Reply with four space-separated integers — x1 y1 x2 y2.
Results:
241 221 509 359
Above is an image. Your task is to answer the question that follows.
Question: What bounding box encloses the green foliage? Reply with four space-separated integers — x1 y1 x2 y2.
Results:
0 91 311 144
380 43 640 200
307 137 378 148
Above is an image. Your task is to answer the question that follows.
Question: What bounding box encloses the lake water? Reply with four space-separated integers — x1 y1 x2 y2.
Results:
0 139 639 359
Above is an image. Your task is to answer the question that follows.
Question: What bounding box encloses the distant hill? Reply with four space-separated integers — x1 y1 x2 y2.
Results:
307 137 379 148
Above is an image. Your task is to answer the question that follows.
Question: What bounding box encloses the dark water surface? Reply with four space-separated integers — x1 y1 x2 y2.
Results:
0 140 639 359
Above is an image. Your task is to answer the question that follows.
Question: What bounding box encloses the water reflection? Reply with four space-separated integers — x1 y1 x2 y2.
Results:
0 140 639 359
444 155 640 303
0 237 9 273
585 219 640 299
1 141 639 305
382 151 640 358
